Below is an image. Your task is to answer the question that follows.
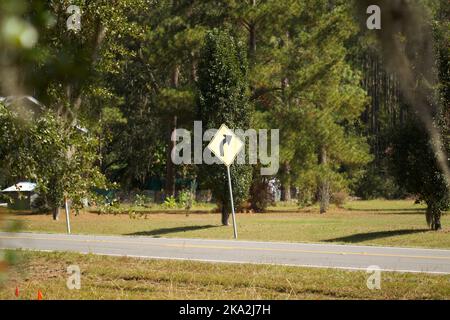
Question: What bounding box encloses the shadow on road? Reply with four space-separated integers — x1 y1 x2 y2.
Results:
126 225 219 237
324 229 429 243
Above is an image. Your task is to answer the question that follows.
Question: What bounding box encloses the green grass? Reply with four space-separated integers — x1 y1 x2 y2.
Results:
0 251 450 300
1 199 449 249
1 250 449 300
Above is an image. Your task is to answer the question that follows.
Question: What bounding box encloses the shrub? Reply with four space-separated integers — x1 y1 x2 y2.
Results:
177 189 194 210
97 199 120 215
331 191 348 208
389 120 449 230
163 196 177 209
354 164 406 200
134 194 152 208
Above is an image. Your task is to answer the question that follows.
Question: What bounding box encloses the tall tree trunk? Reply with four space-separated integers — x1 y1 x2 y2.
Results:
171 65 180 88
280 162 291 201
165 115 177 198
221 204 230 226
248 0 257 57
318 147 330 214
249 23 256 57
165 65 180 198
191 51 198 82
52 206 60 221
426 204 442 231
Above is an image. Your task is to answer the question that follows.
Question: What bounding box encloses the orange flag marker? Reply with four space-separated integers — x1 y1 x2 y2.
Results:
37 290 43 300
15 287 19 298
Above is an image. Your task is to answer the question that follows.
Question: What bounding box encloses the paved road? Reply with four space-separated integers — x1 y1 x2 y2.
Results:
1 232 450 274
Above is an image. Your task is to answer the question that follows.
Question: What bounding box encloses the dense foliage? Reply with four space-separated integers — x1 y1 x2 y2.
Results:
197 29 253 225
389 121 449 230
0 103 104 218
0 0 448 229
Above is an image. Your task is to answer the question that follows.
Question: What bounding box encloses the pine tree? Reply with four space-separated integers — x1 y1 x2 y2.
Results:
227 0 300 205
270 0 372 212
141 0 230 195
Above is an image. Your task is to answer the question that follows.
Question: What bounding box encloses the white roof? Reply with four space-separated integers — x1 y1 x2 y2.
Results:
1 96 88 133
0 96 45 109
2 182 37 192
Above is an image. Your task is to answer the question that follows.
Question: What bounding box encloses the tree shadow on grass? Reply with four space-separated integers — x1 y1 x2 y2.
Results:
126 225 219 237
0 210 41 216
324 229 430 243
345 208 425 214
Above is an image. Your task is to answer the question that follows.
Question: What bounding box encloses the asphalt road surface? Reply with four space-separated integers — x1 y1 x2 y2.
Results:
1 232 450 274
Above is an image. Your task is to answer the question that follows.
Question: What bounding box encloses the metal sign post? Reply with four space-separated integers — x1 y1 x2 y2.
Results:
207 124 244 240
226 165 238 239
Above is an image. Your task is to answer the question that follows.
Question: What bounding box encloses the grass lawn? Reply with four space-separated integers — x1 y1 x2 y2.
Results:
1 199 449 249
0 250 449 300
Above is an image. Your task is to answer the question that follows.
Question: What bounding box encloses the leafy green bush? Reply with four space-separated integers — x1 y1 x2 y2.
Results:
354 165 406 200
177 190 194 210
97 199 121 215
134 194 153 208
389 120 449 230
163 196 177 209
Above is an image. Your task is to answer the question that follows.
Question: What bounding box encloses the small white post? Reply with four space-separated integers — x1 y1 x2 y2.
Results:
226 166 238 239
64 196 71 234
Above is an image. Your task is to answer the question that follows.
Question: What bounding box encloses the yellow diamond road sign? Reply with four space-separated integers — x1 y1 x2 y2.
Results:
207 124 244 167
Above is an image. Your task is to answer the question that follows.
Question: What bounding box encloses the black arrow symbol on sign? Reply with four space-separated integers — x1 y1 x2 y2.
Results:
220 135 232 157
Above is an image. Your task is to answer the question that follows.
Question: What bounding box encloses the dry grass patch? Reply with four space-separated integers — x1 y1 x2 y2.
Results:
0 250 449 300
